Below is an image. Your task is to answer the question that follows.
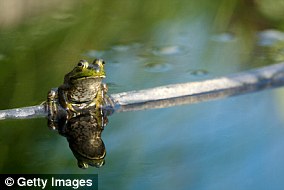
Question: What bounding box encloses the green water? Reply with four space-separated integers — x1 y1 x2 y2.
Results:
1 0 284 189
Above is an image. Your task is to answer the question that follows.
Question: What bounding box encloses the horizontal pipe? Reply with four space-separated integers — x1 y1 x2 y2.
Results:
1 62 284 120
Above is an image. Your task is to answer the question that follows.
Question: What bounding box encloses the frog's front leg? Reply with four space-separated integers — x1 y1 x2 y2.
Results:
87 83 107 109
58 86 78 118
101 83 115 108
46 88 59 130
97 83 108 108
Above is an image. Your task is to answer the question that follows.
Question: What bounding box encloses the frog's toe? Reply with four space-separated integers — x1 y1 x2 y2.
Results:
78 161 88 169
91 159 105 168
66 109 79 120
47 120 57 131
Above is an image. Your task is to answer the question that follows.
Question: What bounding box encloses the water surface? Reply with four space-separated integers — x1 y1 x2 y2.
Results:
1 1 284 190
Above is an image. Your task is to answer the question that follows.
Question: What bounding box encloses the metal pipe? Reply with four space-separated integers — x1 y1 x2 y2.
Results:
1 62 284 120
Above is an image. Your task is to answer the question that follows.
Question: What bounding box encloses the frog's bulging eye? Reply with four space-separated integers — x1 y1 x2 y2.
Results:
77 60 89 68
89 64 100 72
93 59 105 65
77 60 85 67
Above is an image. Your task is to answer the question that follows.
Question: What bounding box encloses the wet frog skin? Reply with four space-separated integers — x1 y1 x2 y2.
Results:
47 59 108 130
46 59 111 169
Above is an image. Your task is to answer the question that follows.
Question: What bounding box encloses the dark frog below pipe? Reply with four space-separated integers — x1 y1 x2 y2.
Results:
59 109 108 169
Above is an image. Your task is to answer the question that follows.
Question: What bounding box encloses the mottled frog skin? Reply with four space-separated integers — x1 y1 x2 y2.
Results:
58 59 106 113
47 59 108 130
46 59 111 169
60 109 108 169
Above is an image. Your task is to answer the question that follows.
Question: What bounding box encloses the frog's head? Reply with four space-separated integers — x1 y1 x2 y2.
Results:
71 141 106 169
64 59 106 83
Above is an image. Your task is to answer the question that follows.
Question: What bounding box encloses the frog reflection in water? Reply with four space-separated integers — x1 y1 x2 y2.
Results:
62 109 108 169
46 59 112 169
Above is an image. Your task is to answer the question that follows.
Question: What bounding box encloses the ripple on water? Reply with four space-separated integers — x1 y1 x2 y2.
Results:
151 45 187 56
111 43 142 52
111 45 130 52
211 33 236 43
143 62 173 73
257 30 284 46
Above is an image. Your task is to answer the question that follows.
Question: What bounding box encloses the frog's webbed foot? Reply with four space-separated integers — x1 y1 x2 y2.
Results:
87 84 107 109
98 83 109 108
102 83 108 93
58 86 79 119
77 158 105 169
93 83 115 116
102 84 116 116
64 100 77 114
78 161 88 169
65 103 79 119
46 89 59 130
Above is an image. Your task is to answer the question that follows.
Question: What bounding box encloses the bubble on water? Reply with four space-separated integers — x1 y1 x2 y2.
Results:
111 45 130 52
152 45 187 56
144 62 172 72
257 30 284 46
211 33 236 42
111 43 142 52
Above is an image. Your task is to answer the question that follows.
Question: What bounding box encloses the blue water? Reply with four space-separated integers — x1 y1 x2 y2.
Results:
1 1 284 190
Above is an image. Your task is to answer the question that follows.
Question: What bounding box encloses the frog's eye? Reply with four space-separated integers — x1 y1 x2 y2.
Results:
93 59 105 65
77 60 89 68
77 60 84 67
93 64 101 72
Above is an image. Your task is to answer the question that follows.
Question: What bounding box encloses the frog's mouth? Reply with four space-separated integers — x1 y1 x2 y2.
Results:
76 150 106 160
72 149 106 168
70 75 105 81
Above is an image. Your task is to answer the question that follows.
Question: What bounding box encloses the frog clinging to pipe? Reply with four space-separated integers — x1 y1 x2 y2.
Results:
46 59 112 169
46 59 109 129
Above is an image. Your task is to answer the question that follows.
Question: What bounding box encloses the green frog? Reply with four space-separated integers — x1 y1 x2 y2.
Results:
46 59 108 130
46 59 112 168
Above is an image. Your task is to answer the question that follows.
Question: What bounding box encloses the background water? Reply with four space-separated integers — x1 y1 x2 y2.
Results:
1 0 284 189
